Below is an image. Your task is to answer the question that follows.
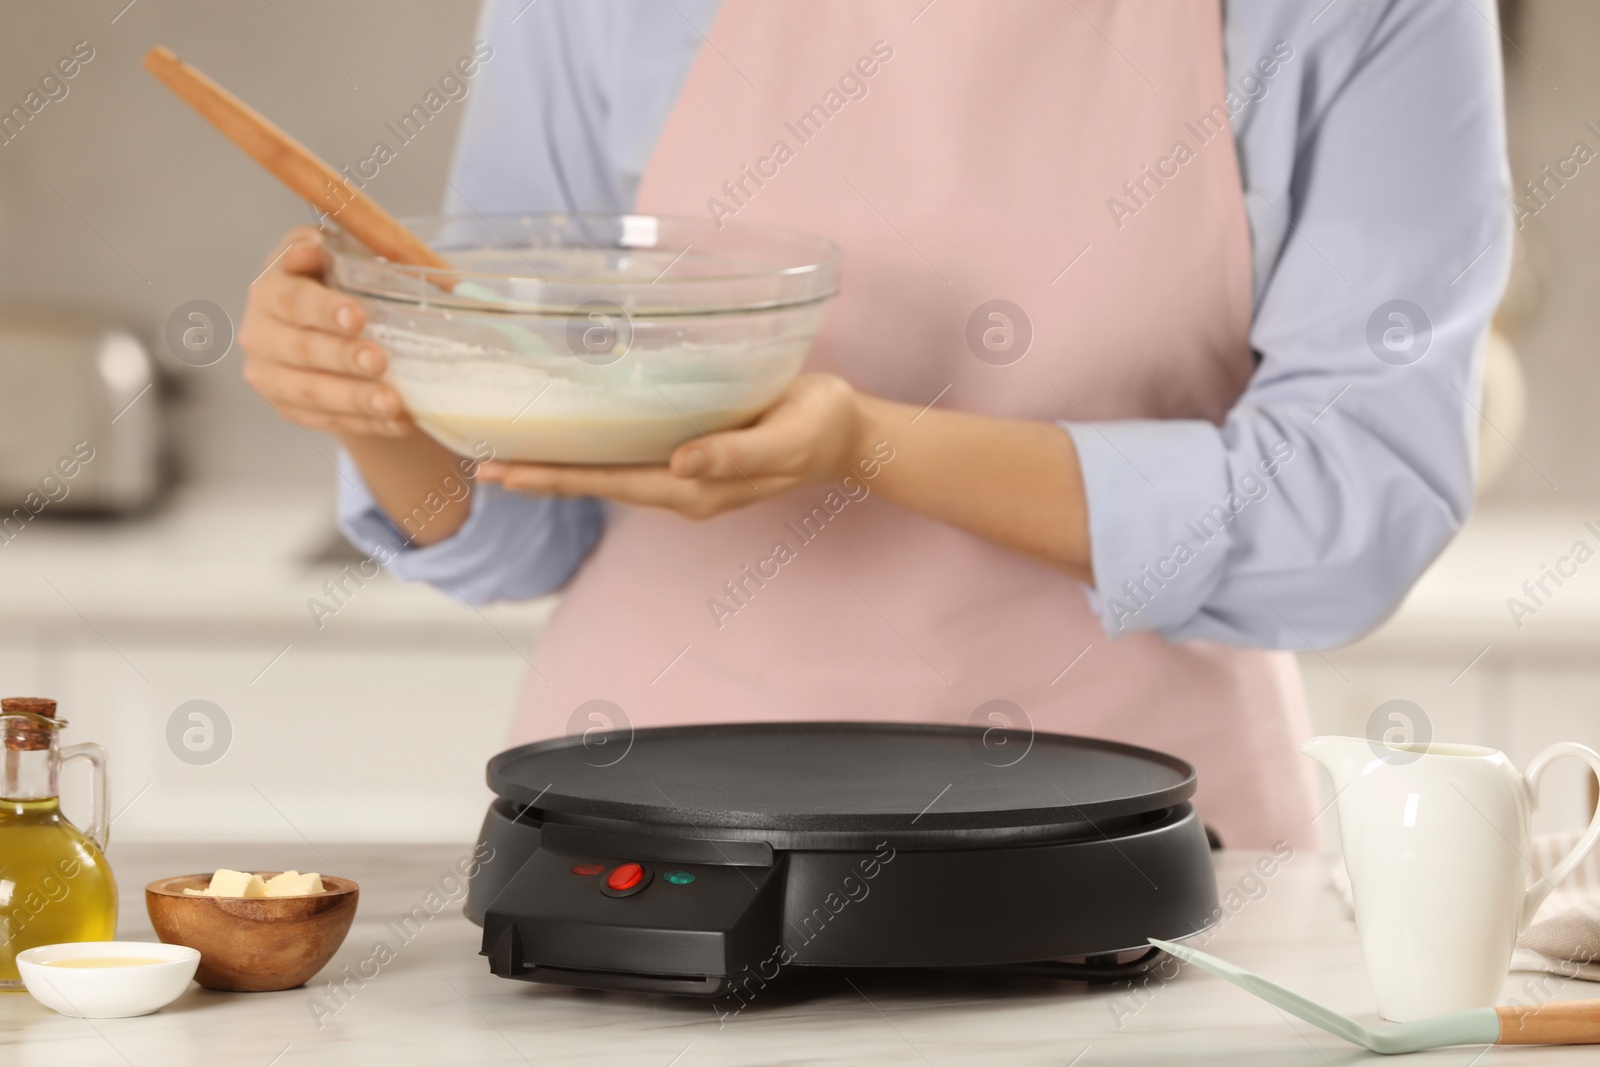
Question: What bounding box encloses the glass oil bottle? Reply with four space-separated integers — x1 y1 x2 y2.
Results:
1 696 117 989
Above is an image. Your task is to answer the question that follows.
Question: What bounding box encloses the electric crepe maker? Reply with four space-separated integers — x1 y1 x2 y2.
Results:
465 722 1219 997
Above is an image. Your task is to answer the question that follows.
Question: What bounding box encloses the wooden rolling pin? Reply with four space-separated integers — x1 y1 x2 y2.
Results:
142 45 450 271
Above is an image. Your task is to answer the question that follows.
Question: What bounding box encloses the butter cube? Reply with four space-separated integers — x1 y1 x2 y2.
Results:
204 868 268 898
264 870 324 896
181 868 319 898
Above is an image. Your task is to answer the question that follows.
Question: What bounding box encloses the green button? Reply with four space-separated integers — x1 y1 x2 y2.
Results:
663 870 695 885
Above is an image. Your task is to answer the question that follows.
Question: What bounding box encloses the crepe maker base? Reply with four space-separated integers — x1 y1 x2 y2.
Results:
466 722 1220 998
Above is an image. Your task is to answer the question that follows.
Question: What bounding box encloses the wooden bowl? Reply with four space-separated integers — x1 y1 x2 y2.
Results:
145 873 359 992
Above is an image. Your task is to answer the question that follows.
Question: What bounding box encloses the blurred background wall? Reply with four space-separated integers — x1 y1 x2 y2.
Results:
0 0 481 485
1492 0 1600 500
2 1 1595 497
0 0 1596 845
0 1 516 845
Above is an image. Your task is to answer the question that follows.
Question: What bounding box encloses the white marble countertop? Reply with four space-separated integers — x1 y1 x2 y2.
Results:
3 844 1595 1065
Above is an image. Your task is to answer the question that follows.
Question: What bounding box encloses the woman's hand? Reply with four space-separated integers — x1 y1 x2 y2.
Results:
476 374 864 519
239 226 411 437
242 226 481 546
479 370 1093 580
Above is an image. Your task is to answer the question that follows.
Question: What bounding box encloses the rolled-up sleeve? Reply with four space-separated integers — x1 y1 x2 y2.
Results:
1069 0 1511 648
336 451 605 605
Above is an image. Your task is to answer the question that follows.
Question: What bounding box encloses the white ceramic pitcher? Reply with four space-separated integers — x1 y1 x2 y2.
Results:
1304 736 1600 1021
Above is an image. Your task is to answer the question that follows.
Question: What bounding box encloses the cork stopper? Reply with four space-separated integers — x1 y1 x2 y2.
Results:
2 696 58 751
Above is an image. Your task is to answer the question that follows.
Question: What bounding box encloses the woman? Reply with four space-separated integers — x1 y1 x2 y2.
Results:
239 0 1509 848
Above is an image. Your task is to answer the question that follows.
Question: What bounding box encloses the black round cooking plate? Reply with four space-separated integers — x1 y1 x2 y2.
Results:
487 722 1194 841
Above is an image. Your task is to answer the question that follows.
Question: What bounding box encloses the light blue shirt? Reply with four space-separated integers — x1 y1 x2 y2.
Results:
339 0 1510 649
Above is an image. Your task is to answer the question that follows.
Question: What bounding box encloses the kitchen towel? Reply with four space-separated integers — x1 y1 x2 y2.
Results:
1332 832 1600 981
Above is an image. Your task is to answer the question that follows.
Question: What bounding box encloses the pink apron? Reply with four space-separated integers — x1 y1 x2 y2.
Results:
513 0 1320 849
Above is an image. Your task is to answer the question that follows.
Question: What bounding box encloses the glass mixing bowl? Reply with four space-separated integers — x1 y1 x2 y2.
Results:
322 214 840 465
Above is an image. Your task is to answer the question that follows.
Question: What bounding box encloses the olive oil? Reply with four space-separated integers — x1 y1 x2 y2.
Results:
0 797 119 988
1 697 118 990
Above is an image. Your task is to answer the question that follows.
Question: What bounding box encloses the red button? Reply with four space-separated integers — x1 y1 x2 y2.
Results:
605 863 645 891
571 863 605 876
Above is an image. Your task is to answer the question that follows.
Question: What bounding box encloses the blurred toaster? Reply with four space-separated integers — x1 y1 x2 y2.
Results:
0 313 162 513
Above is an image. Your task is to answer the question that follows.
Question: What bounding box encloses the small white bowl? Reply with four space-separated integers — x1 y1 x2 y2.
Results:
17 941 200 1018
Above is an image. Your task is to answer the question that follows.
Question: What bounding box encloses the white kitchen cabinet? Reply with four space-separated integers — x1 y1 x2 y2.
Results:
1504 668 1600 835
16 636 533 845
6 488 1600 846
0 484 557 845
0 639 43 696
1296 654 1504 751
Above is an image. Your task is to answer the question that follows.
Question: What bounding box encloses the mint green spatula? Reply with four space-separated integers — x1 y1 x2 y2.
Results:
1149 938 1600 1054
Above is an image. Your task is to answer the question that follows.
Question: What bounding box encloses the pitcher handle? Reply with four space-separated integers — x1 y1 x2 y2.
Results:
59 741 111 852
1520 741 1600 931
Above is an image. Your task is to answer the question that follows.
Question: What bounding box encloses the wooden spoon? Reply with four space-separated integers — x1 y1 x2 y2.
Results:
142 45 450 272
